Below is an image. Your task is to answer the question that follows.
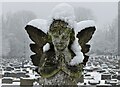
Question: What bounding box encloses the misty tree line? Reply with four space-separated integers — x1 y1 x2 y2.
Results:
75 7 117 56
91 18 118 55
1 7 118 60
2 11 36 60
118 2 120 56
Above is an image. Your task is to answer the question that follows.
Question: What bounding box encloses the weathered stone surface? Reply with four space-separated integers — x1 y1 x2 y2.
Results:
25 19 96 85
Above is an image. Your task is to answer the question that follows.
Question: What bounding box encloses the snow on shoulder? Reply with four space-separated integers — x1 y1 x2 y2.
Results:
49 3 76 28
27 19 49 34
75 20 96 34
70 38 84 66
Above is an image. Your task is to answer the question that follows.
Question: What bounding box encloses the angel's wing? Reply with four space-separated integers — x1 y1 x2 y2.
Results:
25 19 49 66
76 20 96 65
25 19 60 78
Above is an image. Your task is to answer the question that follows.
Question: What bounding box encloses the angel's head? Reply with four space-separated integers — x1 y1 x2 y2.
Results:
48 19 75 51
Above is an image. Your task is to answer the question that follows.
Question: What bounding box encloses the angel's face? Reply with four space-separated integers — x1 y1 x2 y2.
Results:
49 20 71 51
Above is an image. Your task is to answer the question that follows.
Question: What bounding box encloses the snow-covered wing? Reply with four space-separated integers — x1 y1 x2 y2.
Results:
27 19 49 34
76 20 96 65
75 20 95 33
77 26 96 52
25 24 48 66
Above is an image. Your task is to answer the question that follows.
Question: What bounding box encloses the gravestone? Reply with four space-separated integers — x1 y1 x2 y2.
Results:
101 73 111 80
3 71 15 77
2 77 13 84
20 77 35 86
16 71 26 78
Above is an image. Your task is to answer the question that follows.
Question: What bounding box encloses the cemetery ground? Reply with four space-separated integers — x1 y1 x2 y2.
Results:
0 55 120 87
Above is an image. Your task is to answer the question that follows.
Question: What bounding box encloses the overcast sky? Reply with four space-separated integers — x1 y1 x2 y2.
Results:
2 2 118 26
0 2 118 56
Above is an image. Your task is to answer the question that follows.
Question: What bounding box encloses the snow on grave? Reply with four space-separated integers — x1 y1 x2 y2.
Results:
20 77 35 86
22 68 27 72
30 65 36 70
0 74 2 78
101 73 111 80
83 66 94 72
77 84 93 87
105 79 117 86
97 69 106 73
0 68 2 78
13 78 20 82
2 77 13 84
112 74 117 79
118 70 120 74
5 66 14 71
16 71 26 78
14 66 21 69
84 76 94 80
3 71 15 77
117 74 120 80
88 80 100 85
96 84 112 87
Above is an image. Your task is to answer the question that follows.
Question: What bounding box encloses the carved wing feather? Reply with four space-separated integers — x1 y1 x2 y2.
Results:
25 20 59 78
25 25 48 66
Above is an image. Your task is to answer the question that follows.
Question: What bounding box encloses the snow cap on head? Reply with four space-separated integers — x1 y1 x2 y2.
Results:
48 3 76 28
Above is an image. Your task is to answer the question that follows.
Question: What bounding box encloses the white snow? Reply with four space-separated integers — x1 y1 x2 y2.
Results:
70 38 84 65
43 43 50 52
0 79 1 87
48 3 76 28
75 20 96 35
27 19 49 34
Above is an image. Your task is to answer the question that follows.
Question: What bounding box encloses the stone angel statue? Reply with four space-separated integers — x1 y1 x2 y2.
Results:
25 3 96 85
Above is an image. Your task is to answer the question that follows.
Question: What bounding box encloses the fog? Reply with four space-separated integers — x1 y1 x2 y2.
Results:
3 2 117 25
1 2 118 59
